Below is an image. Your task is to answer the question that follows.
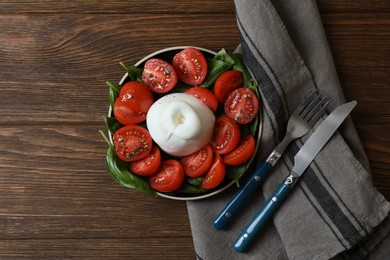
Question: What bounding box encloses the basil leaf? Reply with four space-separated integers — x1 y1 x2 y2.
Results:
174 81 192 93
226 164 247 187
186 177 204 186
99 130 157 197
201 49 234 88
214 48 235 63
230 53 259 96
120 62 143 82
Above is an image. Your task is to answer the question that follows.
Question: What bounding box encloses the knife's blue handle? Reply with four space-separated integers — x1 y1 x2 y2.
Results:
213 161 273 230
233 182 292 253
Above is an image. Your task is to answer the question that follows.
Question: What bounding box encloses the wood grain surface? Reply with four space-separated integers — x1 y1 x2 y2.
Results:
0 0 388 258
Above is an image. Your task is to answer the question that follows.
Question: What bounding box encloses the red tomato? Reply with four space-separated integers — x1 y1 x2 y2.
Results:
180 144 213 178
223 135 255 166
214 70 243 103
113 81 154 125
185 87 218 113
224 88 259 124
200 154 226 189
172 48 208 85
129 145 161 176
142 58 178 93
210 116 241 154
149 160 185 192
113 125 152 162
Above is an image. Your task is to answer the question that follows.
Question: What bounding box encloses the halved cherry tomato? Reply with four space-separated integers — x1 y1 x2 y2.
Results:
130 145 161 176
210 116 241 154
113 125 152 162
185 87 218 113
180 144 213 178
114 81 154 125
224 88 259 124
200 154 226 189
223 135 255 166
149 160 185 193
142 58 178 93
172 48 208 85
214 70 243 103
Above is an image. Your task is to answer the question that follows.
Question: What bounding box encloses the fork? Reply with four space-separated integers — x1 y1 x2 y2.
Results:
213 91 331 230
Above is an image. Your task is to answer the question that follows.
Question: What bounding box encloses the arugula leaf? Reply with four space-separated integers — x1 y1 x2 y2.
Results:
201 49 235 88
99 130 157 197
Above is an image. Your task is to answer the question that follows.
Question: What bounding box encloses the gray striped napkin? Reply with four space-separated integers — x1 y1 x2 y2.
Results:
187 0 390 259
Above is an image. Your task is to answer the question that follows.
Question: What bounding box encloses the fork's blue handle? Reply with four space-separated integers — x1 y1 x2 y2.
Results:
233 182 291 252
213 161 273 230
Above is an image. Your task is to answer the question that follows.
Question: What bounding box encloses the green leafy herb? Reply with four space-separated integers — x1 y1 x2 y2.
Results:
230 53 259 97
106 81 121 109
201 49 235 88
238 114 259 138
104 116 121 135
186 177 204 186
120 62 143 82
173 81 192 93
175 183 208 194
99 130 157 197
226 164 247 187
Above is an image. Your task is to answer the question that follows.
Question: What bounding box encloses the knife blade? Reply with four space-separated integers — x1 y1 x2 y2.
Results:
233 101 357 253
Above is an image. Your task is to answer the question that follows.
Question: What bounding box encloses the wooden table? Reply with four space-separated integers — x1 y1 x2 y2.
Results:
0 1 388 258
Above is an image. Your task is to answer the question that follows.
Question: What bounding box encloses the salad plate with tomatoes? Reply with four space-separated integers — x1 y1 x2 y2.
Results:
100 46 263 200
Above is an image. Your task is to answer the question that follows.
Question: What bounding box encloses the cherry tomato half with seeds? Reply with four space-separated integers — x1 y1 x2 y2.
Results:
224 88 259 124
180 144 213 178
214 70 243 103
223 135 255 166
172 48 208 85
200 154 226 190
210 116 241 155
114 81 154 125
149 160 185 193
130 145 161 176
185 87 218 113
142 58 178 93
113 125 152 162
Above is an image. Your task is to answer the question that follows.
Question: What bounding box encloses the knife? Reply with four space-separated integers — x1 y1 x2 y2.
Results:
233 101 357 253
213 92 330 230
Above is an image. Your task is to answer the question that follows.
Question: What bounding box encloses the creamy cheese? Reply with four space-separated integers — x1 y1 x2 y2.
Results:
146 93 215 156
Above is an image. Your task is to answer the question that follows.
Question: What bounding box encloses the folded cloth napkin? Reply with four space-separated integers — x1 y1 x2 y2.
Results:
186 0 390 259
